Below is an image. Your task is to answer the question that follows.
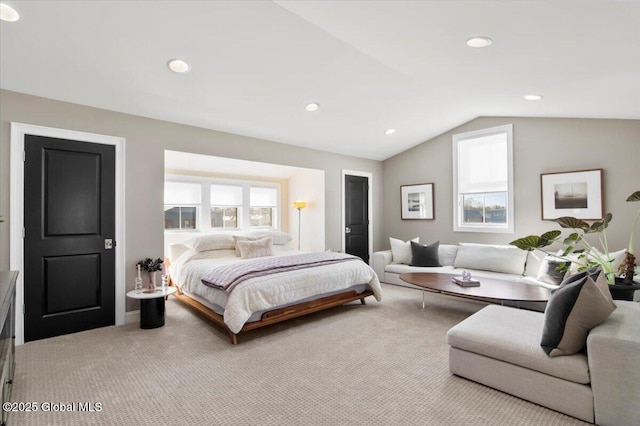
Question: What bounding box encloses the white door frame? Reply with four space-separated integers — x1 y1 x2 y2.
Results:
10 122 126 345
341 169 373 262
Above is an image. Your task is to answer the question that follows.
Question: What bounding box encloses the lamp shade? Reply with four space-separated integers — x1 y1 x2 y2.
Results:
293 200 307 210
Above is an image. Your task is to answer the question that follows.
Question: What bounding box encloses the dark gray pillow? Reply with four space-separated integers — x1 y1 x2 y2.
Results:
536 257 569 286
410 240 441 267
540 272 616 357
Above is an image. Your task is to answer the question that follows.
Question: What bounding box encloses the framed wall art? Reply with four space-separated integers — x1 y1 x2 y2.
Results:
540 169 603 220
400 183 434 220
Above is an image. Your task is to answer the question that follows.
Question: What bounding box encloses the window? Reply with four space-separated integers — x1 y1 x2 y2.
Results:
164 181 201 230
164 177 281 232
250 187 277 228
210 184 242 229
453 124 514 233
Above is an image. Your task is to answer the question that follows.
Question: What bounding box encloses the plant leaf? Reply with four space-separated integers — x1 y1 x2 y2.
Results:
540 230 562 241
553 216 590 230
510 236 553 251
626 191 640 202
563 233 581 244
561 246 574 257
588 213 612 233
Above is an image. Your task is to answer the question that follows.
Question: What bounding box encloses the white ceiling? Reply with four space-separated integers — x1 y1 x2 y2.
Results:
1 1 639 161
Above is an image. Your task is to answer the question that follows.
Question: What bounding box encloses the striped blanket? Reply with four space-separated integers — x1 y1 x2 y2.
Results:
201 252 361 293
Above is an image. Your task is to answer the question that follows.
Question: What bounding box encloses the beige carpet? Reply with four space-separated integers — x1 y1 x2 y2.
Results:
11 284 586 425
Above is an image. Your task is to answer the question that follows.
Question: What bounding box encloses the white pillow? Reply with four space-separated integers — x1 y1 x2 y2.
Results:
524 251 546 277
454 243 528 275
184 233 235 252
237 237 273 259
438 244 459 267
589 248 627 273
389 237 419 264
232 235 263 256
244 230 293 245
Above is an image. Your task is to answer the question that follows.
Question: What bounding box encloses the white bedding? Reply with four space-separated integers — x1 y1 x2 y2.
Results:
169 246 382 333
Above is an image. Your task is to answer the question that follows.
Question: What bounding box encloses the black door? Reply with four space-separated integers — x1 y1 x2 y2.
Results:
24 135 115 342
345 175 369 263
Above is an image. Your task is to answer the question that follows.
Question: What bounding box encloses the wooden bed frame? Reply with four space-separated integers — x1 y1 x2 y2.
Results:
171 284 374 344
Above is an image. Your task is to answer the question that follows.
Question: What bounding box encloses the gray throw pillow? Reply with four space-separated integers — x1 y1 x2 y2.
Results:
540 271 616 357
536 256 569 286
410 240 441 267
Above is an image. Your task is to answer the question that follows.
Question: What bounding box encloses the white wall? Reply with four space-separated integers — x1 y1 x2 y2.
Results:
382 117 640 252
289 169 325 252
0 90 383 312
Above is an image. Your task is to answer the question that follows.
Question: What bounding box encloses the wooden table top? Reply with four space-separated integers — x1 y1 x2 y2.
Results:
399 272 550 302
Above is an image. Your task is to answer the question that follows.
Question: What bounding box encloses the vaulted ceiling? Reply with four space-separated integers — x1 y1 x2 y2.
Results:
1 1 638 160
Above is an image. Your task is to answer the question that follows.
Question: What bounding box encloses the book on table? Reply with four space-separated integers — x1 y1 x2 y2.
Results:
452 276 480 287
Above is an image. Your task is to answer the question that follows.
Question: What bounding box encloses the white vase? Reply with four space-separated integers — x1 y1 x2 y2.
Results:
147 271 157 290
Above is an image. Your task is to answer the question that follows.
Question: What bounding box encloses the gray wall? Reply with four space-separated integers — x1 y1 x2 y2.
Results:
382 117 640 252
0 90 383 310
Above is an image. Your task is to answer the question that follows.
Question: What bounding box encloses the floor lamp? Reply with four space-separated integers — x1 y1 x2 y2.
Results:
293 200 307 250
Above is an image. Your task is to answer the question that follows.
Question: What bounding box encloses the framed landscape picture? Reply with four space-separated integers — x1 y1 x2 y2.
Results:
540 169 603 220
401 183 434 220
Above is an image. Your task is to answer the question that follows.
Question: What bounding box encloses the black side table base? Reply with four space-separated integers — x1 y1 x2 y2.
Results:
140 298 165 329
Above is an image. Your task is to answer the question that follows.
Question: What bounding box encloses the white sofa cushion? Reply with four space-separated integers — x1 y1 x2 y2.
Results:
447 305 590 384
524 251 545 277
389 237 419 264
439 244 459 267
454 243 527 275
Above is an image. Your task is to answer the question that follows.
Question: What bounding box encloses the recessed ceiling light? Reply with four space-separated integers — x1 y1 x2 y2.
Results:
0 3 20 22
466 36 492 48
385 129 396 135
524 95 543 101
305 103 319 112
167 59 190 73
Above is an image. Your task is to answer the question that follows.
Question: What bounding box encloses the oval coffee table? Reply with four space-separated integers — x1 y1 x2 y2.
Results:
399 273 550 309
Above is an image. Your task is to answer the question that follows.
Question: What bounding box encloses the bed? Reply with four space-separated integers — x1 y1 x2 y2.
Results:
167 231 382 344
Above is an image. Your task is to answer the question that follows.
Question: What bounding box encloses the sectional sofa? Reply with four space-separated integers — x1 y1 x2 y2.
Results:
447 299 640 425
372 241 638 304
372 241 556 296
374 240 640 424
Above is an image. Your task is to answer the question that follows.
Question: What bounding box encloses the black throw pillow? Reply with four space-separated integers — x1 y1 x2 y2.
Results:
410 240 441 267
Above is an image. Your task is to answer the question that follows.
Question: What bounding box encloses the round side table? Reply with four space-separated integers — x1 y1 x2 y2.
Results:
126 286 177 329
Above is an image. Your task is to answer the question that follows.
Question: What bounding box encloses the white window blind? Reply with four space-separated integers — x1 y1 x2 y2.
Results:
210 185 243 206
452 124 514 233
250 187 277 207
164 181 201 205
457 133 508 194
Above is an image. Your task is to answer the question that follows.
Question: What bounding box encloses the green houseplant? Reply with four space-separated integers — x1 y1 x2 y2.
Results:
510 190 640 285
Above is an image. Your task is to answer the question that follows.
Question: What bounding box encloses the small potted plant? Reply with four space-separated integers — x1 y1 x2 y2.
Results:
510 190 639 297
136 258 164 290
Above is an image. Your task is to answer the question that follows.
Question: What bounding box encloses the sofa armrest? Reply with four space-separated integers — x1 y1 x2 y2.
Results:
372 250 393 281
587 301 640 426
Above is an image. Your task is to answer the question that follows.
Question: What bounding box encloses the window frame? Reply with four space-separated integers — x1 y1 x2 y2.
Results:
164 175 281 233
452 124 514 233
164 205 199 231
210 206 240 230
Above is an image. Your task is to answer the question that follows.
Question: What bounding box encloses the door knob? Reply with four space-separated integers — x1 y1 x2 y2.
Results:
345 227 351 234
